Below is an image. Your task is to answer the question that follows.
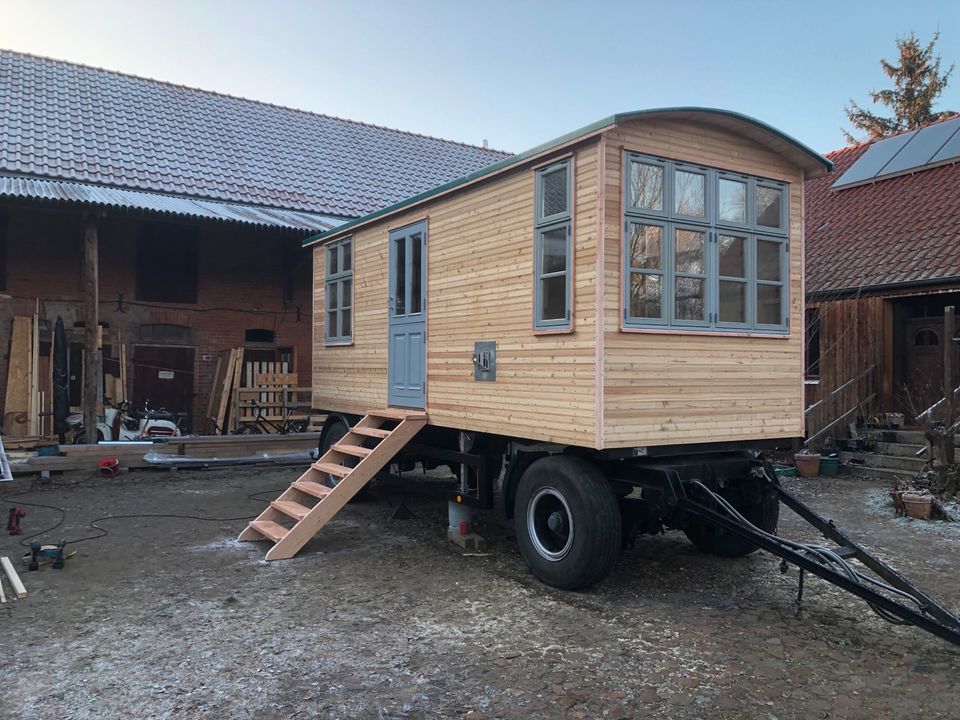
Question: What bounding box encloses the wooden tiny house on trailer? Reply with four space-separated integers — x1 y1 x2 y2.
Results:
308 108 830 446
243 109 832 589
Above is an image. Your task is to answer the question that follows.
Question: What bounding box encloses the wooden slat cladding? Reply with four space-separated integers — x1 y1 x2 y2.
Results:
804 296 885 441
313 115 811 450
313 142 601 446
600 119 805 448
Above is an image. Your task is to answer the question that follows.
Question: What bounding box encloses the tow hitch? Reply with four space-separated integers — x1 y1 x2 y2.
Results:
679 475 960 648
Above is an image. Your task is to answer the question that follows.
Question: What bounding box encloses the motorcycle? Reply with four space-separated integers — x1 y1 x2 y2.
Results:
67 400 183 443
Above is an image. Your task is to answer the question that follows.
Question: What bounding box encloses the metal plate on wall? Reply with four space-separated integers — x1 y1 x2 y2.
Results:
473 341 496 381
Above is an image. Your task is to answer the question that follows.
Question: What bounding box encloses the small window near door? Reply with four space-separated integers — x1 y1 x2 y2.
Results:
915 328 940 346
325 237 353 343
136 222 199 304
139 323 192 344
534 160 572 331
245 328 276 344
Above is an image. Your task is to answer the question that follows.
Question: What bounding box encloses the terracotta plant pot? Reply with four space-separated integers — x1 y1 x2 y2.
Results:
794 454 821 478
901 492 934 520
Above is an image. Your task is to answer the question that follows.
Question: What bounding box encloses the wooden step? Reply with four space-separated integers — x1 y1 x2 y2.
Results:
292 479 333 498
312 461 353 477
369 408 428 421
271 500 312 521
350 426 391 439
241 410 428 560
332 443 371 458
248 520 288 543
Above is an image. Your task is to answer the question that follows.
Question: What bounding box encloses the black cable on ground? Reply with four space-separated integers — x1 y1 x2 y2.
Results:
2 481 285 548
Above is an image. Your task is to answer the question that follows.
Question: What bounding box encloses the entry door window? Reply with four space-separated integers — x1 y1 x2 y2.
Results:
392 229 424 318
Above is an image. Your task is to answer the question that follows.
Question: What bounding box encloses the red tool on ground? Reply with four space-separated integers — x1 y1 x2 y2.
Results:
7 507 25 535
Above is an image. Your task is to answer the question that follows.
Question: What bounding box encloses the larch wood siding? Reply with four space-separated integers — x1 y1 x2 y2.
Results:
600 119 805 448
313 141 601 446
312 115 812 450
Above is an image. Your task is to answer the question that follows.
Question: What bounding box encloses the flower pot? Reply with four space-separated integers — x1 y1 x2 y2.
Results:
794 454 821 478
902 492 934 520
819 457 840 477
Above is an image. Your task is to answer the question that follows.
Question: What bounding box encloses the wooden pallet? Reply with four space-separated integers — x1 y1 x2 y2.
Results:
239 409 427 560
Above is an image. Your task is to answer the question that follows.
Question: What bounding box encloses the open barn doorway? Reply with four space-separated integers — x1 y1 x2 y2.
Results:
892 292 960 419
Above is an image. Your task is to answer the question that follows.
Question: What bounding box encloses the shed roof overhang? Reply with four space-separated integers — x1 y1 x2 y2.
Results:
0 174 345 233
304 107 833 247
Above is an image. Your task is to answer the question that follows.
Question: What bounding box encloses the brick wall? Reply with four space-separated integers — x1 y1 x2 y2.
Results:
0 202 315 432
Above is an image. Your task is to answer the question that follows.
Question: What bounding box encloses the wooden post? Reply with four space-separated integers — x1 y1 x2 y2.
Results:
945 306 955 465
82 214 101 444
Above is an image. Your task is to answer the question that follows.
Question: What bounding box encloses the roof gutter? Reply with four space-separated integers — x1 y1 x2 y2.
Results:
807 275 960 301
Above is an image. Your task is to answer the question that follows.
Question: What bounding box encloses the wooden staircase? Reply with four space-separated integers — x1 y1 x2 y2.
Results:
239 408 427 560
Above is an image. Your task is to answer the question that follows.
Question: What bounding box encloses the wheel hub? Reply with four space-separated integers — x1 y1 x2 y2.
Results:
527 487 574 561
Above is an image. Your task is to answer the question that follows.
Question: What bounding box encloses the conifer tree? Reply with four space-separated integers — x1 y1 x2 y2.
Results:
844 31 955 143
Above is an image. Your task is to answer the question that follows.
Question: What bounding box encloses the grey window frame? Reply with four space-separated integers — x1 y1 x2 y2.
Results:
672 162 711 223
755 179 788 232
715 230 752 330
625 219 668 323
534 160 573 331
622 151 789 334
626 155 669 218
324 237 353 344
671 223 710 327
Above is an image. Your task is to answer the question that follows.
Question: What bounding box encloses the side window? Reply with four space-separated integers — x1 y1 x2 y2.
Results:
324 238 353 343
622 152 789 334
534 160 572 330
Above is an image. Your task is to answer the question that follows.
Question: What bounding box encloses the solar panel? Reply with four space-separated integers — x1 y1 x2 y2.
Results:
832 131 916 188
882 117 960 174
833 117 960 189
931 118 960 164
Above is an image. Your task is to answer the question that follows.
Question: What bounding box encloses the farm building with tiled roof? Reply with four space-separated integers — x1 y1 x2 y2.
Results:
0 49 508 435
804 116 960 468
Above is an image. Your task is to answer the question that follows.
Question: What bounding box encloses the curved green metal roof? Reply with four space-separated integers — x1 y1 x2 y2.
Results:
305 107 832 247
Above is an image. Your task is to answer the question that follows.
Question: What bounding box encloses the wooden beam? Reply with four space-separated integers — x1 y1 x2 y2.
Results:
82 214 100 444
945 306 955 465
0 556 26 599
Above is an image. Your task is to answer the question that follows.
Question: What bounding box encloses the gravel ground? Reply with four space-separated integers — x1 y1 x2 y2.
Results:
1 467 958 719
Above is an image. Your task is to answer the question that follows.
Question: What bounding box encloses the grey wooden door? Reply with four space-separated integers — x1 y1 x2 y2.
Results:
388 221 427 408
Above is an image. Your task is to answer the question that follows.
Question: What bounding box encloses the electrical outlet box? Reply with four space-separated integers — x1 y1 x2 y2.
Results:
473 341 496 381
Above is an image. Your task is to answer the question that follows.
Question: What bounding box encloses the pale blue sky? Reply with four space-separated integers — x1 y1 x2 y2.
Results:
2 1 958 155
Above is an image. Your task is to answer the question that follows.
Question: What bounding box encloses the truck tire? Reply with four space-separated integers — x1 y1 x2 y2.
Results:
684 478 779 557
319 415 370 501
514 455 622 590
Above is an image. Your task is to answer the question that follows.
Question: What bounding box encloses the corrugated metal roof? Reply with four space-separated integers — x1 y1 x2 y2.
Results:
0 174 343 231
0 50 510 219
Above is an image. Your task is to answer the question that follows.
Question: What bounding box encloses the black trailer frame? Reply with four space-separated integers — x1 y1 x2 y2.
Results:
677 475 960 647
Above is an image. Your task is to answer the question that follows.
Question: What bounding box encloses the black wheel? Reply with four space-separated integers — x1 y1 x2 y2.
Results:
73 430 105 444
684 477 780 557
319 416 369 501
514 455 622 590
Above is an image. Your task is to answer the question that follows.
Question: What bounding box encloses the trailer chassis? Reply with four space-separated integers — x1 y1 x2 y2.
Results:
675 472 960 648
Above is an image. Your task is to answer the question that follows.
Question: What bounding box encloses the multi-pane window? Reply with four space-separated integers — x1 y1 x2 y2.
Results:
324 238 353 343
623 152 789 333
534 160 572 330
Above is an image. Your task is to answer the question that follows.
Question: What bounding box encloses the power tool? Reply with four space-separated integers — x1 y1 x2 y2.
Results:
7 507 25 535
26 540 70 570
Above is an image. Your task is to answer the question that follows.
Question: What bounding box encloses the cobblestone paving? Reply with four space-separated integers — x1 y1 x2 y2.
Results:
1 469 957 719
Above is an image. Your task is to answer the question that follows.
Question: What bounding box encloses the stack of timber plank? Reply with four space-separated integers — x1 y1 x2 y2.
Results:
4 314 45 438
10 432 323 475
206 348 246 434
